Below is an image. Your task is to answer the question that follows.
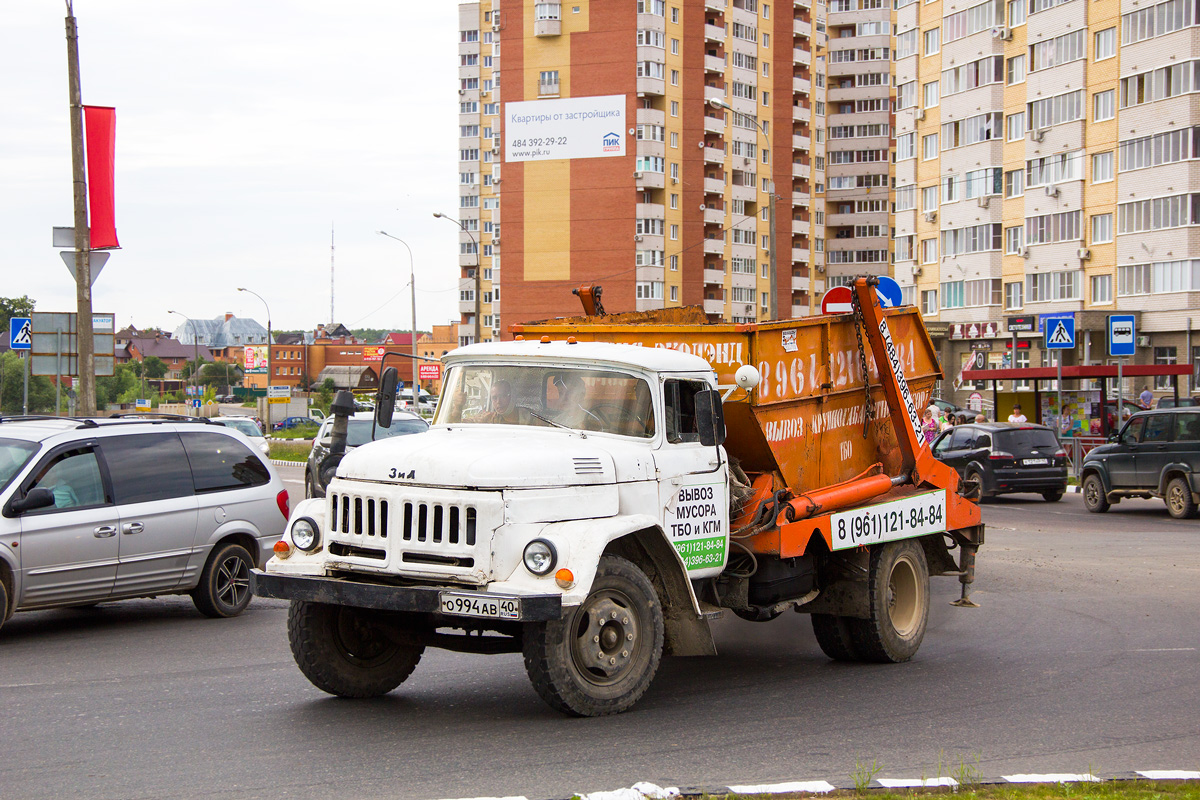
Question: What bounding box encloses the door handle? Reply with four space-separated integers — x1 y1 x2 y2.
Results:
94 526 117 538
122 522 144 535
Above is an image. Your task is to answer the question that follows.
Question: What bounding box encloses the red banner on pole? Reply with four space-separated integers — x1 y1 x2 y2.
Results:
83 105 119 249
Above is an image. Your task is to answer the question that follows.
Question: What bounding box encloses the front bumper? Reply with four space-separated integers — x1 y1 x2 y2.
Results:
250 570 563 621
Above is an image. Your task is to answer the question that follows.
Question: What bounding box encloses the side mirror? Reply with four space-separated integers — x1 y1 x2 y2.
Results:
695 389 726 447
1108 433 1118 443
10 487 55 515
376 367 398 429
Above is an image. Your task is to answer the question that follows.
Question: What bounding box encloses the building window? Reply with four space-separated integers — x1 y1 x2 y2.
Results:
924 27 940 55
1094 89 1115 122
922 186 938 211
924 81 940 108
670 224 679 240
1007 54 1026 85
1005 225 1024 254
1006 111 1025 141
1091 213 1113 243
670 69 680 85
921 238 938 263
670 100 679 116
1028 270 1081 301
670 255 679 271
1008 0 1025 25
1005 169 1024 198
921 289 938 315
1094 26 1116 60
1005 281 1023 310
1092 151 1114 183
539 70 560 95
923 133 939 160
670 285 678 302
1091 274 1112 305
1154 347 1178 389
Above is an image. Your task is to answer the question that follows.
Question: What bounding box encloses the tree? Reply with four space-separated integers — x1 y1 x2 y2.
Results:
0 295 35 333
0 351 57 413
142 356 168 380
95 363 139 410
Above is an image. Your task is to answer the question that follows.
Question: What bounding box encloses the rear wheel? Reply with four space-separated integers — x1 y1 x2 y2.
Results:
1042 489 1064 502
288 601 424 697
1082 474 1110 513
811 613 860 661
523 555 663 717
191 542 254 618
847 540 930 663
1165 477 1198 519
964 469 986 502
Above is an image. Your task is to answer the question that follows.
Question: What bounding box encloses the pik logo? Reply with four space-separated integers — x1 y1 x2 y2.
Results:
601 131 621 152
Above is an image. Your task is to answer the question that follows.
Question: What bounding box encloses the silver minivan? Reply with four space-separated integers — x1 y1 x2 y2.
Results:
0 416 289 631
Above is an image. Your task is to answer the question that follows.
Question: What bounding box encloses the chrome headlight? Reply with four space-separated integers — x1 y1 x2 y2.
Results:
291 517 321 552
522 538 557 576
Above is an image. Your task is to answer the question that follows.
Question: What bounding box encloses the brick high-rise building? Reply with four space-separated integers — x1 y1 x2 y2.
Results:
456 0 827 337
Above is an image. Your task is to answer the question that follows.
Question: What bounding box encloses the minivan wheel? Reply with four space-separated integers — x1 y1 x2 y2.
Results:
1082 474 1110 513
305 471 316 499
192 542 254 618
1165 477 1198 519
0 579 8 632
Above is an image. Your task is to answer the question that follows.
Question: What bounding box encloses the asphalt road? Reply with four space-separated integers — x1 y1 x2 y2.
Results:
1 482 1197 800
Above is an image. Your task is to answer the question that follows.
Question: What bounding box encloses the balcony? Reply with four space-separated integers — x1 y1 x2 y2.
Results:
793 19 812 37
792 219 810 236
704 23 726 43
792 275 810 292
704 268 726 285
792 163 811 180
793 76 811 95
705 85 725 105
703 206 725 225
791 104 810 122
636 107 666 127
538 81 560 97
458 299 476 314
704 54 725 74
703 238 725 255
793 47 811 66
460 254 480 267
705 0 726 10
634 170 666 189
704 114 725 135
704 298 727 315
704 177 726 195
791 191 811 207
637 76 666 96
791 247 811 263
636 202 665 219
703 146 725 165
534 18 561 37
793 133 811 150
791 304 812 317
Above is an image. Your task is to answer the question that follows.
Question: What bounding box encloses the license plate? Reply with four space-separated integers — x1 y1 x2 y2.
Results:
439 592 520 620
1024 458 1049 465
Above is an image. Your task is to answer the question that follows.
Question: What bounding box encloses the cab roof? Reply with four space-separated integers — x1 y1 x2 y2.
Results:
445 339 713 374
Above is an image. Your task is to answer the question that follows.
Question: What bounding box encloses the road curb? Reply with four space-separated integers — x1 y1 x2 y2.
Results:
444 770 1200 800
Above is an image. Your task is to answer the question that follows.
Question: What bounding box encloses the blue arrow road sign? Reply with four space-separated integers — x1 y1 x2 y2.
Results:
9 317 31 350
875 276 903 308
1041 313 1075 350
1108 314 1136 357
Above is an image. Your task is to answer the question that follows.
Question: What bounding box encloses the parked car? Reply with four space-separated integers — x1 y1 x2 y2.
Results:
930 397 972 424
931 422 1068 501
1081 408 1200 519
1156 396 1198 409
209 416 271 456
272 416 321 432
0 416 290 632
304 411 430 498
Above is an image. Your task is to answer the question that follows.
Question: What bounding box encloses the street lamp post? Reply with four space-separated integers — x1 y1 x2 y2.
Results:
238 287 273 422
167 309 200 415
376 231 421 402
710 98 777 321
433 212 482 343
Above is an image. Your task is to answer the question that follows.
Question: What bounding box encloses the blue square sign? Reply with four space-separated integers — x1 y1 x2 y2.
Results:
1108 315 1136 357
1041 313 1075 350
9 317 31 351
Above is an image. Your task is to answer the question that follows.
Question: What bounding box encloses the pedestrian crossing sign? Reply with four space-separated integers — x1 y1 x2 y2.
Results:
9 317 31 350
1042 315 1075 350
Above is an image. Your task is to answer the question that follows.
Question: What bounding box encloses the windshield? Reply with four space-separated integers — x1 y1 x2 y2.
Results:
436 364 655 438
214 419 261 438
346 417 429 447
0 438 39 492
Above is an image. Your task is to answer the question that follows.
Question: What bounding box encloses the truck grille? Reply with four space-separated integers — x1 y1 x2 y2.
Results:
325 485 500 582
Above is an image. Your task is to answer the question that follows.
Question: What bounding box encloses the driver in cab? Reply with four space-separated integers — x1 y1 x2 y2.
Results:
476 380 530 425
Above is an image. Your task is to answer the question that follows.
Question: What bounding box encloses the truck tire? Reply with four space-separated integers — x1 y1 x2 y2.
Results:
1165 477 1198 519
811 613 860 661
522 555 664 717
191 542 254 618
847 539 929 663
1082 474 1110 513
287 601 424 698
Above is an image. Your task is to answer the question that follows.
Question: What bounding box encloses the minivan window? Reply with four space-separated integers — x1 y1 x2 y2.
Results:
180 432 270 493
0 438 38 492
27 448 107 511
214 418 262 438
950 427 975 449
994 428 1059 454
101 433 194 504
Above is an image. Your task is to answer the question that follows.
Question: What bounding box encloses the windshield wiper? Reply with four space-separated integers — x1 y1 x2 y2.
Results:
521 406 573 430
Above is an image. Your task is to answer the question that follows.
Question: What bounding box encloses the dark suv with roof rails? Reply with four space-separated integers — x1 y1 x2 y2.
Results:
931 422 1068 501
1081 407 1200 519
0 415 289 633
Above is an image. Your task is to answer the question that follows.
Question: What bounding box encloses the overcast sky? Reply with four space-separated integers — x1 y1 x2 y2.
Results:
0 1 463 336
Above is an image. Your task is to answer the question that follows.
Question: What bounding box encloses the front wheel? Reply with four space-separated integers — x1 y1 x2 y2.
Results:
847 539 930 663
0 578 8 633
523 555 664 717
288 601 424 697
1165 477 1198 519
191 542 254 618
1082 474 1110 513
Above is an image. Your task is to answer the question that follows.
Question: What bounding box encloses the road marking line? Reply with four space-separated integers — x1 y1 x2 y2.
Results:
1138 771 1200 780
1003 774 1101 783
1131 648 1197 652
726 781 836 794
878 778 958 788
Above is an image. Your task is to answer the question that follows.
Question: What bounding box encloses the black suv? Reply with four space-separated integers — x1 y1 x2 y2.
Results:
931 422 1068 501
1081 408 1200 519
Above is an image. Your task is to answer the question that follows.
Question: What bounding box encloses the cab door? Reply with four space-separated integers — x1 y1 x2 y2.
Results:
1137 413 1174 489
1108 417 1144 488
17 445 119 607
653 377 728 578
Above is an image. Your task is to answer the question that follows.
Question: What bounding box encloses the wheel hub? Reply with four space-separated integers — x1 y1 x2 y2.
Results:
571 593 639 684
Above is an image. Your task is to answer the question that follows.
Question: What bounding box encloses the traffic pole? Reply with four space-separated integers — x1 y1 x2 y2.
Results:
22 350 29 415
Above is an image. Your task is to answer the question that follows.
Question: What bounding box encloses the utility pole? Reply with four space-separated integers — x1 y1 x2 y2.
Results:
66 1 96 415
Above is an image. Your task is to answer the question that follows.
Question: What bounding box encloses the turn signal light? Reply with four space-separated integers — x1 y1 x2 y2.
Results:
567 336 577 344
555 568 575 589
540 335 551 343
273 540 292 559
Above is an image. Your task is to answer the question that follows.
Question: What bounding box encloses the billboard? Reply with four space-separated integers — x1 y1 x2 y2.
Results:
243 345 268 374
505 95 626 163
363 345 386 362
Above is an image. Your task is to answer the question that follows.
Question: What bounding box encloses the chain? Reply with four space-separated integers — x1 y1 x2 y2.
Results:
850 283 875 439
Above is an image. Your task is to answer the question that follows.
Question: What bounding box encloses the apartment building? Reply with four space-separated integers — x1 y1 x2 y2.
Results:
823 0 895 292
456 0 826 337
897 0 1200 404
